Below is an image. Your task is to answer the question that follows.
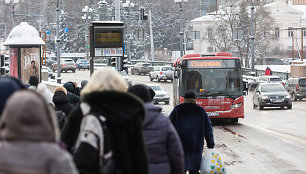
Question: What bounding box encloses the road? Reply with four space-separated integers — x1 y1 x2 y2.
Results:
61 69 306 174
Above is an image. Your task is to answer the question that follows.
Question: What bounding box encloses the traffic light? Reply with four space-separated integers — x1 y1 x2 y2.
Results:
122 55 128 73
111 57 117 69
140 8 148 20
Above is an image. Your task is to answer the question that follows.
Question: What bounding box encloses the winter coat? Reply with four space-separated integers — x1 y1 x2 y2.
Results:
0 90 78 174
143 103 184 174
61 91 149 174
169 102 214 171
265 67 272 75
53 91 73 116
63 82 80 106
0 77 25 116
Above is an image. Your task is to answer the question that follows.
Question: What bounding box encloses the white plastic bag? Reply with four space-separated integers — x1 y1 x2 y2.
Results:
200 149 227 174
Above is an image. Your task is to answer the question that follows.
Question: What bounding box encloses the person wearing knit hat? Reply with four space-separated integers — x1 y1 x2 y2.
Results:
128 84 184 174
169 91 214 174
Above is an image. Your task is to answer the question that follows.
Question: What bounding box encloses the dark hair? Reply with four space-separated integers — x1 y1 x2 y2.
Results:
29 76 39 87
184 91 196 99
31 61 35 65
128 84 155 103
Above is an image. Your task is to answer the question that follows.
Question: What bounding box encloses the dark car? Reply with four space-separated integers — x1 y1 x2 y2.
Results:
253 83 292 110
131 63 153 75
76 59 90 70
147 84 170 105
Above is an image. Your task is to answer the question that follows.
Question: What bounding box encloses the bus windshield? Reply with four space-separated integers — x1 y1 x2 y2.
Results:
182 68 242 97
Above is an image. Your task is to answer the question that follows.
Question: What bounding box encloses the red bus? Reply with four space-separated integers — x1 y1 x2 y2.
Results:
173 52 246 122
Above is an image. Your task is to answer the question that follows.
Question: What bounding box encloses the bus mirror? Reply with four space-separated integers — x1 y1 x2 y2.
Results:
174 69 180 78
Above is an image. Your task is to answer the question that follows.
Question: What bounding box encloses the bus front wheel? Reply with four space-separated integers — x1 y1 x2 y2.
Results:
231 118 238 123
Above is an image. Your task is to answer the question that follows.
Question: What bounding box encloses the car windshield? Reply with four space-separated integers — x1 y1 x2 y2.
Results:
150 85 162 91
143 64 151 67
261 84 285 92
299 79 306 87
270 78 282 82
64 59 74 63
80 60 88 63
162 67 173 71
120 71 128 76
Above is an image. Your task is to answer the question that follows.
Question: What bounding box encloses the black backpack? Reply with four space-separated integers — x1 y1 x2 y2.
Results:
73 102 116 174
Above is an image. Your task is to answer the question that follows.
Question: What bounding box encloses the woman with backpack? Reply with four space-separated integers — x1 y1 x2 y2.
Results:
61 68 149 174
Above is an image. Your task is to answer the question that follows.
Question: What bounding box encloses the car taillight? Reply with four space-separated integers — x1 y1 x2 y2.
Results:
61 63 66 66
160 71 162 75
296 84 299 92
74 63 76 66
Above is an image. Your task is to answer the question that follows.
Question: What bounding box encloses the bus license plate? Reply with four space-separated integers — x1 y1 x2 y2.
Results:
207 112 219 116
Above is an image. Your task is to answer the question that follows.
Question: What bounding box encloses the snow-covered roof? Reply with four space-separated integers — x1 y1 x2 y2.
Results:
291 5 306 19
3 22 45 46
46 52 86 58
255 65 291 73
291 59 306 65
191 14 218 22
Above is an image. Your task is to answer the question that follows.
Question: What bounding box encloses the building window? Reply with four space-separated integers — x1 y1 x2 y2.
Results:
288 27 293 37
303 30 306 37
191 31 201 40
207 47 213 53
207 28 213 38
303 46 306 50
275 27 280 37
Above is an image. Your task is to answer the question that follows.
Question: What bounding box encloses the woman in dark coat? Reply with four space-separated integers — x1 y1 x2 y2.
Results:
53 86 73 116
128 85 184 174
61 68 148 174
169 91 214 174
63 81 80 106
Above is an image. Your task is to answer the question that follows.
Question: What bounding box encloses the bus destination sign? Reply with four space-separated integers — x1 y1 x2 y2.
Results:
187 59 236 69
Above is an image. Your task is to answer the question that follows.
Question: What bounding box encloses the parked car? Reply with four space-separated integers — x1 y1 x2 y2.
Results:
147 84 170 105
253 83 292 110
52 58 77 73
149 66 174 82
131 63 153 75
286 77 306 101
120 70 132 87
43 59 56 68
76 59 90 70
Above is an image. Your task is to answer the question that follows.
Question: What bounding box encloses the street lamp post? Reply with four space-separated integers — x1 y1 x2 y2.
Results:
251 6 255 71
123 1 135 62
174 0 188 57
82 6 93 61
56 0 61 84
5 0 19 28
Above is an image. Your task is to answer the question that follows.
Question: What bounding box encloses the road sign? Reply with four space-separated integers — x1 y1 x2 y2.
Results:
64 28 69 33
46 30 50 35
85 45 90 48
95 48 123 57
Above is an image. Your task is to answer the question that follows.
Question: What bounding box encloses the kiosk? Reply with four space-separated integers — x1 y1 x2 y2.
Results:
3 22 45 83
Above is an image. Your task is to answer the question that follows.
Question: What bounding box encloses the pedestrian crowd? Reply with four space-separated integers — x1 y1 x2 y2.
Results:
0 67 214 174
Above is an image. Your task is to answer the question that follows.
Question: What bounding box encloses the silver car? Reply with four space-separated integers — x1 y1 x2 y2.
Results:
147 84 170 105
149 66 174 82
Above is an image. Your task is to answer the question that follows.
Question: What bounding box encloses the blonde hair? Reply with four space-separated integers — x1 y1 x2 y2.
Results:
81 68 128 96
54 86 67 95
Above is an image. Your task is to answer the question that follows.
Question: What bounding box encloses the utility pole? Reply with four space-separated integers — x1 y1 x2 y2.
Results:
301 28 304 61
251 6 255 71
149 10 154 62
115 0 120 21
56 0 61 84
179 2 184 57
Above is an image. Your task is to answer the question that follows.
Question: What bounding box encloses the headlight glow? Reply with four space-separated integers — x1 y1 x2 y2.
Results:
261 95 269 100
231 103 243 109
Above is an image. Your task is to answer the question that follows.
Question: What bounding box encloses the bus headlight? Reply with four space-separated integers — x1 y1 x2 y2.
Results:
231 103 242 109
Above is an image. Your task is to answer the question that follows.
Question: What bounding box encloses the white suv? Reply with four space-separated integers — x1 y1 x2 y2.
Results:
149 66 174 82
